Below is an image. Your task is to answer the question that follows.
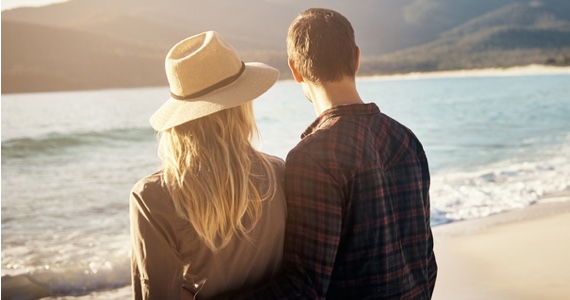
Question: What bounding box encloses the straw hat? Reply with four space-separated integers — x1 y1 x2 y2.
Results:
150 31 279 131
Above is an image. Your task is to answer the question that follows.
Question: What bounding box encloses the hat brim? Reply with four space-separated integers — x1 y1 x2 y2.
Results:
150 62 279 131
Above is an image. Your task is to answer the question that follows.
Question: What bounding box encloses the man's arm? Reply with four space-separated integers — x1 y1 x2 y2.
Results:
223 150 343 299
419 151 438 296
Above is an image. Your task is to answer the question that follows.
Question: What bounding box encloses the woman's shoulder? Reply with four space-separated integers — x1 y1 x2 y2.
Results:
261 152 285 167
131 170 167 199
259 152 285 181
129 170 182 222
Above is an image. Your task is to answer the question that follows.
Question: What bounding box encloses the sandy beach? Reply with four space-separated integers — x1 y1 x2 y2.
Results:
366 64 570 81
51 194 570 300
432 194 570 300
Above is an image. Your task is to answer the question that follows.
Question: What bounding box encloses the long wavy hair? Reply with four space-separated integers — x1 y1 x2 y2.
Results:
158 102 277 252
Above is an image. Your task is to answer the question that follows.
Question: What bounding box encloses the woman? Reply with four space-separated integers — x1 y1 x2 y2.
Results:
130 31 286 299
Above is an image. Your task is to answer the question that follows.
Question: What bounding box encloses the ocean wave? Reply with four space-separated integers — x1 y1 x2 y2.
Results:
1 258 131 299
1 127 155 159
430 149 570 225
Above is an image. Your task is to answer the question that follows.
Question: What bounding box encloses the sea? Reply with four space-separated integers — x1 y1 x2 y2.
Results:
2 69 570 299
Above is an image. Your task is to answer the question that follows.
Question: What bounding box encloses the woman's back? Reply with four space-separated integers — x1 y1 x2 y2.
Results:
130 153 286 299
130 30 283 299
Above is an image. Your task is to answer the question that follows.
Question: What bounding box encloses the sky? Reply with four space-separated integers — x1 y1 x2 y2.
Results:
1 0 68 11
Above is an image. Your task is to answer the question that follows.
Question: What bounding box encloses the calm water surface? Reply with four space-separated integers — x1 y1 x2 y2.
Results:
2 74 569 296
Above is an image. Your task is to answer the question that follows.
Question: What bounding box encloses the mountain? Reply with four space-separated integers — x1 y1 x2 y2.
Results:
2 0 570 94
360 2 570 73
2 20 166 93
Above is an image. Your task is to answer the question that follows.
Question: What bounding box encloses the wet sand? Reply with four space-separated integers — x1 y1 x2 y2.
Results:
432 195 570 300
50 195 570 299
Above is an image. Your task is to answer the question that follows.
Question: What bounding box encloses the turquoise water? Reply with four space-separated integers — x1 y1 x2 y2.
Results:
2 74 569 297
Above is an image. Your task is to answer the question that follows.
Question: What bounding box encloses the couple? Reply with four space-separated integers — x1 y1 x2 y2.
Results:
130 8 437 300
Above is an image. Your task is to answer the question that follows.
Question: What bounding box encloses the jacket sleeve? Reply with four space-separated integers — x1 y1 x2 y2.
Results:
223 150 343 299
130 181 188 300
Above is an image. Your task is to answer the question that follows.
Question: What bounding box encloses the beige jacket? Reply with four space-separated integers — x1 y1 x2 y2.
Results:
130 154 286 299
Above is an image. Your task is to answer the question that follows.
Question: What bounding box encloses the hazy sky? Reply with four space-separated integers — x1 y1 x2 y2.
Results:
1 0 68 11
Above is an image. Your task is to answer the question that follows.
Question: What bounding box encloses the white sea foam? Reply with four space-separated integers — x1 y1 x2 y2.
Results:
2 75 569 297
2 255 131 298
430 139 570 224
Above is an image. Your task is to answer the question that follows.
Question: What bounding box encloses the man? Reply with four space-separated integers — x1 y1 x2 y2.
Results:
227 8 437 299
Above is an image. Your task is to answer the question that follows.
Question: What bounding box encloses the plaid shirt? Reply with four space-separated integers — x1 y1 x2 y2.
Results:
229 103 437 299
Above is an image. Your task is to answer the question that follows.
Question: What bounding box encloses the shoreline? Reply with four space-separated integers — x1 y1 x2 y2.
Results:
432 196 570 299
361 64 570 81
3 64 570 96
40 196 570 300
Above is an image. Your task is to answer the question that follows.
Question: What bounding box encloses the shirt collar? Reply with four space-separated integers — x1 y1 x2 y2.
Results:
301 103 380 138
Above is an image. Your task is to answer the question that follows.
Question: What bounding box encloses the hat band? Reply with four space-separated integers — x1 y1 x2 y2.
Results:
170 62 246 100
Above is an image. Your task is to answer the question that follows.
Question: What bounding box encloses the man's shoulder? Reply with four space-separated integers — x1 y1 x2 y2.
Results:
286 114 368 169
289 110 426 167
380 113 425 152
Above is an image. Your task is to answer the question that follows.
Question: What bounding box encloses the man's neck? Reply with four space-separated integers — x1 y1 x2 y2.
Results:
303 77 364 116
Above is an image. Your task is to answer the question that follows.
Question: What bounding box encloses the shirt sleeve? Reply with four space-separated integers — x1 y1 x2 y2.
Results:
224 150 343 299
130 184 188 300
282 150 344 297
420 152 438 296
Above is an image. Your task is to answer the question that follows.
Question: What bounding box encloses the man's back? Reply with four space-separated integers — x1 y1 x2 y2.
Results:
226 7 437 299
284 103 437 299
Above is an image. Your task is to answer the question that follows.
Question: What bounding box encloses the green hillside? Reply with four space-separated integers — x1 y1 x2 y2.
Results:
360 2 570 74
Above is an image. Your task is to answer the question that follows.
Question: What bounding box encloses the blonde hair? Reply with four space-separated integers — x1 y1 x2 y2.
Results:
158 102 277 252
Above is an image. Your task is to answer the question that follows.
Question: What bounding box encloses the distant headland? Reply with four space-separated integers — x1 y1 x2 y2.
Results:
3 0 570 94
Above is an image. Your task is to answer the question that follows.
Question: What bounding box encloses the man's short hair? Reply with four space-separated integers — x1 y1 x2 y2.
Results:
287 8 357 84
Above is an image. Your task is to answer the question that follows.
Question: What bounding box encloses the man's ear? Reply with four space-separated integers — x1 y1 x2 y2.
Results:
355 46 361 73
288 58 304 83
